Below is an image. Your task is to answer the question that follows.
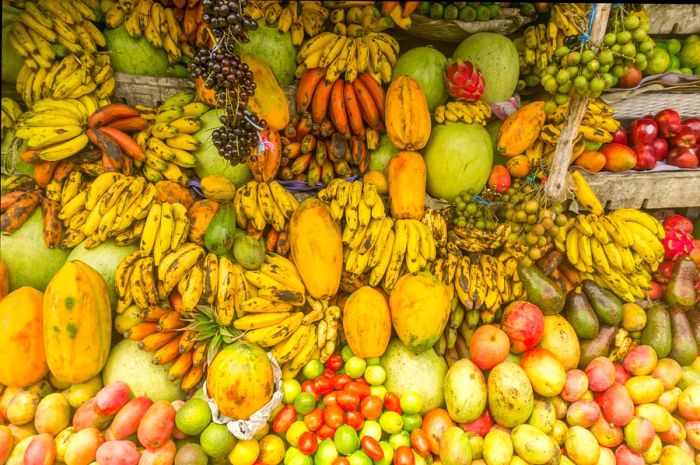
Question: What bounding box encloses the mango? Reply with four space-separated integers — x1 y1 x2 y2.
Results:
641 435 663 463
600 383 634 426
34 393 71 436
487 362 533 428
6 391 40 425
597 447 616 465
550 420 568 446
64 427 104 465
585 357 616 392
624 416 656 453
589 415 623 448
564 426 599 465
439 426 472 465
444 358 486 423
651 358 682 390
137 400 176 451
520 347 566 397
625 376 664 404
566 399 600 428
621 303 646 332
511 424 555 464
635 403 673 432
139 440 176 465
64 376 103 409
72 398 113 431
560 369 588 402
614 445 644 465
55 426 76 463
658 416 686 445
24 433 56 465
0 425 10 465
95 440 140 465
528 400 555 434
678 381 700 421
623 345 658 376
539 315 580 370
658 445 694 465
482 427 512 465
6 435 35 465
658 387 682 413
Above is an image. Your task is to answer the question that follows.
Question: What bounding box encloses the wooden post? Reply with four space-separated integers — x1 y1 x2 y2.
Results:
545 3 611 202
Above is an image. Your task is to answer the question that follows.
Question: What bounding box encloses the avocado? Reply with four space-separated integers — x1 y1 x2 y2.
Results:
204 202 237 256
686 309 700 346
665 257 698 309
562 288 599 339
581 280 623 326
517 262 566 315
579 325 616 369
668 307 699 366
641 304 673 358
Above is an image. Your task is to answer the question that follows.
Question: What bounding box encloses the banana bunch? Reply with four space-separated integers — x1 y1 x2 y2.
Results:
327 4 394 36
296 31 399 84
608 327 634 363
434 297 468 358
104 0 193 63
1 98 24 141
449 222 511 253
318 178 384 222
437 318 473 367
434 101 492 126
246 1 329 47
421 208 449 251
233 180 299 234
139 202 190 266
545 100 620 155
59 172 157 250
14 97 94 161
136 93 209 185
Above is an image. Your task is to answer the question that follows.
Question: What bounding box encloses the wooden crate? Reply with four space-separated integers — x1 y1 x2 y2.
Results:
112 73 193 107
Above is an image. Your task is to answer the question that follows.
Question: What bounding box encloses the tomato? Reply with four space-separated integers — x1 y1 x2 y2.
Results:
333 458 350 465
273 404 297 434
324 404 344 429
294 392 318 416
323 369 336 378
360 436 384 461
298 431 318 455
336 390 361 412
323 392 338 407
410 429 431 457
384 393 402 414
326 354 343 371
393 446 415 465
301 380 319 399
304 408 324 432
345 410 364 430
354 377 369 386
314 376 334 396
317 424 336 440
334 425 360 456
401 414 422 432
360 395 383 421
346 382 371 400
333 374 352 391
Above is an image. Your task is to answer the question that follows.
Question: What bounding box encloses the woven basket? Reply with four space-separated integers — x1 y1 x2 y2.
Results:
607 92 700 120
112 72 193 107
405 8 533 42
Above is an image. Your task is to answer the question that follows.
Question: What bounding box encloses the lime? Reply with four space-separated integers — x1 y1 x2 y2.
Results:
293 392 317 416
365 357 381 366
360 420 383 441
679 67 693 75
656 41 668 50
176 399 213 436
667 39 682 55
694 65 700 75
200 423 236 459
345 357 367 379
401 414 422 432
399 392 423 415
363 366 386 386
341 345 355 362
282 379 301 405
379 411 403 435
175 444 209 465
389 431 411 450
670 55 681 70
302 360 324 380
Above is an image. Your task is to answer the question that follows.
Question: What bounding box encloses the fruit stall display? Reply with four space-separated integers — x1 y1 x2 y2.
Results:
1 2 700 465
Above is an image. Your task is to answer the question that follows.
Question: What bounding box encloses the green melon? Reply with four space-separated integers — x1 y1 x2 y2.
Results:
234 24 296 86
104 25 172 77
424 121 493 202
193 109 252 185
453 32 520 103
392 47 449 111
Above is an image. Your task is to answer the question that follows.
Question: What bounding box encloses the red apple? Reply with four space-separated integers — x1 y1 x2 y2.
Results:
654 259 676 284
655 109 682 138
683 117 700 140
650 137 668 160
611 127 628 145
633 144 657 170
601 143 637 172
619 64 642 88
645 280 664 300
670 125 697 147
499 301 544 354
630 118 658 145
667 146 699 168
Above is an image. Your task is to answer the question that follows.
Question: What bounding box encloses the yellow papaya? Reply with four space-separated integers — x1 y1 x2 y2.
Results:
385 75 431 151
241 53 290 131
496 100 546 157
289 198 343 300
343 286 392 358
43 261 111 384
387 151 426 220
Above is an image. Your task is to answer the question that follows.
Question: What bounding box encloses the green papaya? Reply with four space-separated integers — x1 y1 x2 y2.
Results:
562 288 599 339
641 304 672 358
578 325 616 369
665 257 698 309
517 262 566 315
668 307 698 366
204 202 237 256
581 280 623 326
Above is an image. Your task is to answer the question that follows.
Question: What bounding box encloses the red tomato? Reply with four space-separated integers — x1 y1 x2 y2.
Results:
360 396 383 421
394 446 415 465
301 380 319 400
323 392 338 407
298 431 318 455
304 408 324 432
346 382 371 400
361 436 384 461
326 354 343 371
323 369 336 378
411 429 431 457
314 376 334 396
333 374 352 391
324 404 344 429
272 404 297 434
354 377 368 385
333 458 350 465
336 390 361 411
384 393 402 414
318 424 336 440
345 410 364 430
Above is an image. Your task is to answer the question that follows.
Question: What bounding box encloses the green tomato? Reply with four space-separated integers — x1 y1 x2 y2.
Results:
370 385 388 399
285 447 303 465
282 379 302 405
399 392 423 415
341 345 355 362
401 414 423 432
303 360 324 380
315 439 339 465
413 450 428 465
360 420 383 442
348 450 372 465
375 442 394 465
334 425 360 456
286 421 309 448
365 357 381 366
294 392 317 416
345 357 367 379
379 411 404 435
363 365 386 386
389 431 411 450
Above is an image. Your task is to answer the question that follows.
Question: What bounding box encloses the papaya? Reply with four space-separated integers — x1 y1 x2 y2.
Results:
387 151 426 220
187 199 219 246
289 198 343 300
240 53 290 131
0 287 48 387
342 286 392 358
496 101 546 157
517 262 565 314
385 75 431 151
641 304 672 359
248 128 281 183
43 261 112 384
389 272 452 352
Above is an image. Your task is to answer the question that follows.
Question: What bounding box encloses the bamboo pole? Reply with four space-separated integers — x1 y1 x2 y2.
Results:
545 3 611 202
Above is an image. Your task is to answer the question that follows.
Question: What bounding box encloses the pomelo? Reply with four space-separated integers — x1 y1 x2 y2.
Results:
193 109 253 185
369 135 399 172
104 25 172 77
67 240 139 309
234 24 296 86
392 46 449 111
423 121 493 202
102 339 184 402
452 32 519 103
0 209 68 291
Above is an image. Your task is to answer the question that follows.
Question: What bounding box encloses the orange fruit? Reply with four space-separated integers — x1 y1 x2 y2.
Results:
573 150 607 173
505 154 531 178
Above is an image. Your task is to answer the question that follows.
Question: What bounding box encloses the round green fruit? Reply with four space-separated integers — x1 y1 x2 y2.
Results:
104 25 172 77
193 110 253 184
391 46 449 112
679 40 700 69
234 24 296 86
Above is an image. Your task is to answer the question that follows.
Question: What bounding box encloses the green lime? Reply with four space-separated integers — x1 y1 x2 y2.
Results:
341 345 355 362
679 67 693 75
294 392 317 415
694 65 700 75
176 399 213 436
200 423 236 459
303 360 324 380
656 41 668 50
399 392 423 415
345 357 367 379
670 55 681 70
401 414 422 432
282 379 302 405
379 412 403 435
667 38 682 55
175 444 209 465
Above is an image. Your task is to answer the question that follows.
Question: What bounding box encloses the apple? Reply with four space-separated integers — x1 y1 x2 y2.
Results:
633 144 657 170
650 137 668 160
654 109 682 138
667 146 699 168
619 64 642 88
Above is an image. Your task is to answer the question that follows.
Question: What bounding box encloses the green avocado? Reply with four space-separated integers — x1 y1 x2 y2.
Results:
581 279 623 326
641 303 672 359
204 202 237 256
578 325 616 369
665 257 698 309
562 288 599 339
517 262 565 315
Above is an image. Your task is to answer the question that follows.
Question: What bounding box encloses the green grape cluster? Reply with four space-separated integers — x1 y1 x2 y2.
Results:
603 8 656 78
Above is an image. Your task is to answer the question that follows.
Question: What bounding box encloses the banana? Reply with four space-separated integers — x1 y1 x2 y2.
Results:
155 202 173 265
115 250 141 300
570 171 604 216
590 237 611 274
626 221 664 260
258 182 286 232
384 221 408 290
140 203 162 257
578 233 593 270
215 256 237 325
139 257 160 306
181 263 204 311
202 253 219 305
603 240 623 271
404 220 421 274
271 325 311 364
165 133 198 151
244 312 304 348
288 325 317 371
574 214 594 237
240 297 294 314
611 209 664 239
129 260 149 308
268 181 298 220
170 203 189 250
599 215 630 248
159 244 206 293
234 312 294 331
566 227 581 267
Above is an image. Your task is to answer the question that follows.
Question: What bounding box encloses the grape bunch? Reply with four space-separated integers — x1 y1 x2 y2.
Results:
603 6 656 77
202 0 258 41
